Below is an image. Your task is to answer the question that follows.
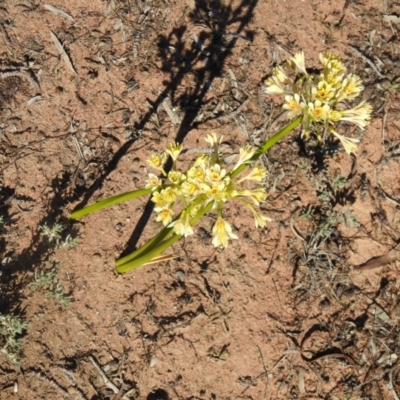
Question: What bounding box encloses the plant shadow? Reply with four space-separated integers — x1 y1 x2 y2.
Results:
1 2 382 389
0 0 258 334
119 0 258 256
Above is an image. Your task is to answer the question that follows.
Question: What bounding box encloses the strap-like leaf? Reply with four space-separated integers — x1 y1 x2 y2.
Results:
71 188 151 220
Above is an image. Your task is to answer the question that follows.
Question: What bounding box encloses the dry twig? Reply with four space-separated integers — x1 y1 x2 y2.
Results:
44 4 74 21
50 31 77 75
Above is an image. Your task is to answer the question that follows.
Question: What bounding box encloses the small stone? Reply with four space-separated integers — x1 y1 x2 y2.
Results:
319 298 330 310
175 269 185 281
150 356 158 367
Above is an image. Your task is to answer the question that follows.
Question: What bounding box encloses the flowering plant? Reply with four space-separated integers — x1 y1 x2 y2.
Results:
147 133 270 245
266 51 372 153
71 51 371 273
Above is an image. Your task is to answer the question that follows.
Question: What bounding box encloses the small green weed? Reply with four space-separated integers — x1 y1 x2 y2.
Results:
39 222 63 242
340 210 361 229
300 206 360 234
332 175 347 191
57 234 79 249
317 190 332 203
40 222 78 249
299 206 314 220
0 214 27 366
29 262 72 307
0 313 28 366
319 210 337 237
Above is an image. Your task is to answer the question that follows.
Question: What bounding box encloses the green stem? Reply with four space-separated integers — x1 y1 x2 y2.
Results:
230 115 302 178
71 188 152 220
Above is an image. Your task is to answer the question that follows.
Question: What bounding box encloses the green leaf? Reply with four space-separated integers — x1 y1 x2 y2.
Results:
116 202 213 273
115 224 175 267
70 188 152 220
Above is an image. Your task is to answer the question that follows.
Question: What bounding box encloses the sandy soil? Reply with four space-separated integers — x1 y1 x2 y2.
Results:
1 0 400 399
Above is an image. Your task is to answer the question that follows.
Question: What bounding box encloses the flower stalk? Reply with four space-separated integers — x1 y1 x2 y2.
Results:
265 51 372 154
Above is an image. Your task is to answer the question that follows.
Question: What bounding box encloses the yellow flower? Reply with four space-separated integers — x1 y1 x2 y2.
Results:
265 76 285 94
331 130 359 154
238 189 267 205
253 211 270 228
320 52 345 76
181 180 202 198
339 101 372 129
193 154 208 168
145 173 162 190
187 166 205 182
166 142 183 161
151 191 166 206
189 204 201 218
324 71 343 89
152 187 176 206
265 66 290 94
233 144 256 170
312 80 336 103
147 153 167 173
245 203 270 228
155 207 174 226
240 165 267 182
205 164 227 184
283 94 303 119
327 109 342 122
264 50 373 156
337 74 364 101
273 66 289 83
289 51 308 76
250 189 267 205
201 181 230 204
205 132 222 147
169 217 194 237
168 171 185 185
212 217 238 248
307 100 330 121
162 187 177 204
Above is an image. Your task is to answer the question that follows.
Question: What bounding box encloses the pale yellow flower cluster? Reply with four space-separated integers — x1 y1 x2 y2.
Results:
146 133 270 248
265 51 372 154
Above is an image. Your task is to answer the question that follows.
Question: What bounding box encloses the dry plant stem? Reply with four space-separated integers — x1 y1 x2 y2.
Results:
89 356 119 394
355 248 400 271
89 356 134 400
388 367 400 400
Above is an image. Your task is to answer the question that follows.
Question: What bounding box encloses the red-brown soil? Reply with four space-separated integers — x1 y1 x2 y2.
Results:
1 0 400 399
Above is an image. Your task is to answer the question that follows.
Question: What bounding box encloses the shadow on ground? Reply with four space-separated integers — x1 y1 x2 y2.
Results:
67 0 258 257
0 0 257 346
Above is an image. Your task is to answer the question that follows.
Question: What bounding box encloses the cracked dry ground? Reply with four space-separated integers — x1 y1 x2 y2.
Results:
1 0 400 399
